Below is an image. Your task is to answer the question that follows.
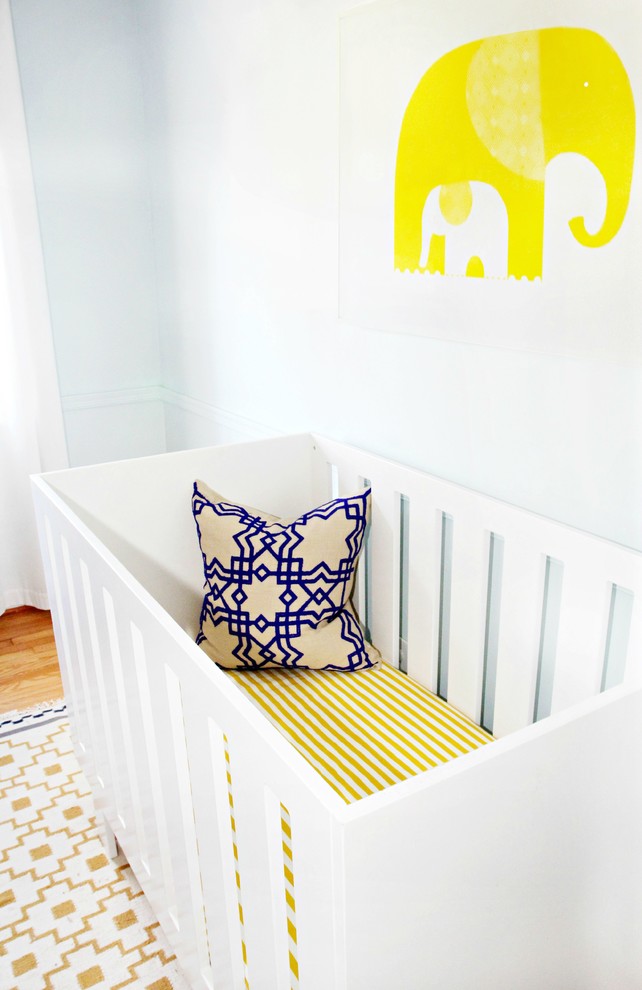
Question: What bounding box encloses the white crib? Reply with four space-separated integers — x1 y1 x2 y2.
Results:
32 433 642 990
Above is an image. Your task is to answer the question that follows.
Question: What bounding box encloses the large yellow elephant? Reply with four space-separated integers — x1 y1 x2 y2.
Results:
394 28 636 280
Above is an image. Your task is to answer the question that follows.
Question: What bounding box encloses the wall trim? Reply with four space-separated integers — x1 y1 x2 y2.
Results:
61 386 279 443
159 387 280 441
61 386 163 411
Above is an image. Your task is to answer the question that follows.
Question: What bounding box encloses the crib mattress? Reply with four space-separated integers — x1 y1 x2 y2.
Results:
228 663 493 803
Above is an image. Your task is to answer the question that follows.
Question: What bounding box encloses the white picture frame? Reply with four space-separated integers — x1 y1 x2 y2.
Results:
339 0 642 361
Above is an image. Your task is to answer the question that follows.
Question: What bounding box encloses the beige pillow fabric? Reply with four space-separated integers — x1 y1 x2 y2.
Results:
192 480 379 671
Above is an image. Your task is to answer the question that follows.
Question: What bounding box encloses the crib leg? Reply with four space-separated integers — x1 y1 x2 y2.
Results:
97 812 118 859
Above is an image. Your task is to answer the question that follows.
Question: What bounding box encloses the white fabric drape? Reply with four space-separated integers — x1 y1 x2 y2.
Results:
0 0 68 615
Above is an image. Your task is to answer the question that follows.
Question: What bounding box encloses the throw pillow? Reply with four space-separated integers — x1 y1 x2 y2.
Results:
192 480 379 671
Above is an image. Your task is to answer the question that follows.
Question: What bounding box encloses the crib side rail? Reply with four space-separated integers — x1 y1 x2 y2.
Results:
33 478 348 990
314 435 642 737
339 683 642 989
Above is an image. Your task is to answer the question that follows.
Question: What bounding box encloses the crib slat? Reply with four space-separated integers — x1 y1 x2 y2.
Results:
163 665 213 987
59 536 101 784
263 790 295 990
97 588 130 832
445 513 489 723
281 802 344 990
368 486 400 666
624 594 642 686
492 538 547 737
184 712 246 990
333 464 369 631
227 747 286 990
101 589 151 871
134 634 209 987
102 596 157 883
41 515 82 751
78 561 127 853
130 627 180 934
405 503 441 691
550 566 611 714
334 464 366 500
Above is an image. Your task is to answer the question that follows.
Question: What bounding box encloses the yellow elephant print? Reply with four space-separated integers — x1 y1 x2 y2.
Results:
394 27 636 280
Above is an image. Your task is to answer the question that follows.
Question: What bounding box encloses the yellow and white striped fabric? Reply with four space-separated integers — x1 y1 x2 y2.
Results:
229 663 493 804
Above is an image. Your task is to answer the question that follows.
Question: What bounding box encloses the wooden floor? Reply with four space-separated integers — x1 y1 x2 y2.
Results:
0 607 63 714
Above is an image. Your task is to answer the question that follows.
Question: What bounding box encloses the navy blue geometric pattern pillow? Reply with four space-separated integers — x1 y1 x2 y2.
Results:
192 481 379 671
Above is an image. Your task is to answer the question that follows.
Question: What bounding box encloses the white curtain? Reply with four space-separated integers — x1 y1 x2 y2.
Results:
0 0 68 615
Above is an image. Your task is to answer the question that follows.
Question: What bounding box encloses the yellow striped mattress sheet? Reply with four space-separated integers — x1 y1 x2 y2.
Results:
227 663 493 803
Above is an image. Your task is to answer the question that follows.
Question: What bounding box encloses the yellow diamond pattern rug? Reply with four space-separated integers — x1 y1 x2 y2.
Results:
0 717 191 990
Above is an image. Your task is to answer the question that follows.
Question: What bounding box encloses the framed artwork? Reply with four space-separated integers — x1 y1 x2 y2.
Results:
339 0 642 360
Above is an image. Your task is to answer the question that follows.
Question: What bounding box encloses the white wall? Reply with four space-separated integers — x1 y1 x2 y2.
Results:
138 0 642 550
11 0 642 546
10 0 165 465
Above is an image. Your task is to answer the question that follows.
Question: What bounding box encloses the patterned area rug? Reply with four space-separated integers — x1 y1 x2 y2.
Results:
0 717 191 990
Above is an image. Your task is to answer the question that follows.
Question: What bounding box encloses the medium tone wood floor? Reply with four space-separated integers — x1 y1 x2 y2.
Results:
0 607 63 713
